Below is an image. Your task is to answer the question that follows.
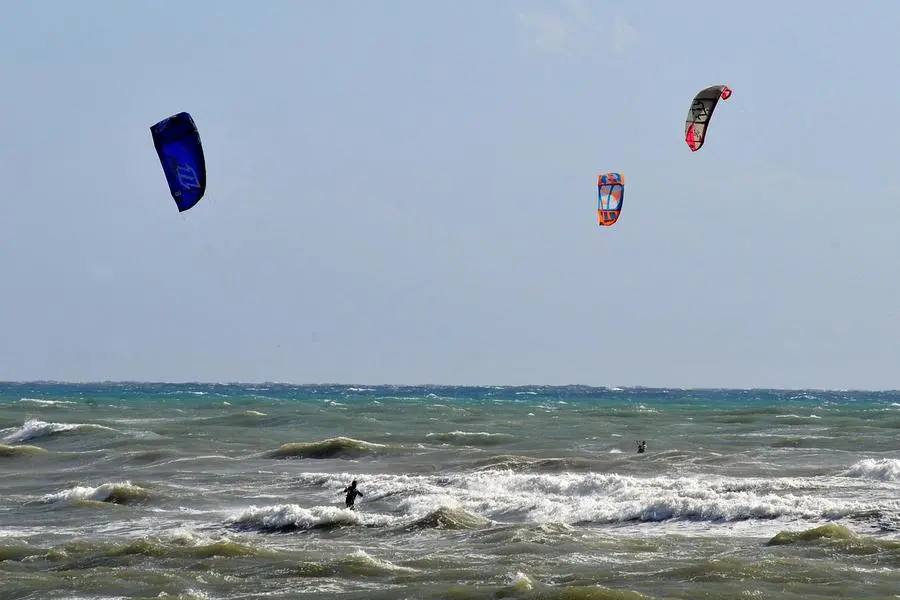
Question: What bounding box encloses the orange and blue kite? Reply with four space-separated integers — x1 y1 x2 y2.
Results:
597 172 624 227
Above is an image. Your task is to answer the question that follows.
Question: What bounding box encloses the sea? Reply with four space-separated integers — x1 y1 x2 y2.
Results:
1 383 899 600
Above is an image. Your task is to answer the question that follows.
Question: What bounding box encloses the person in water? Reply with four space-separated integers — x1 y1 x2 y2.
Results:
636 440 646 454
341 479 363 509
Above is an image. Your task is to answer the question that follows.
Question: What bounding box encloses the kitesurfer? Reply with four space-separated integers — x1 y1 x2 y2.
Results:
636 440 646 454
341 479 363 509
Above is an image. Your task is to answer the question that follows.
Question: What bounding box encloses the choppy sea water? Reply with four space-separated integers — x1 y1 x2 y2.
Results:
1 383 899 599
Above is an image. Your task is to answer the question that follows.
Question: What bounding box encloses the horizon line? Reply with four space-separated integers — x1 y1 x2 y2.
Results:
1 380 898 393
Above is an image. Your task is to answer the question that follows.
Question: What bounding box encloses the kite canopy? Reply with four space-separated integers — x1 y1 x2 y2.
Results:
150 112 207 212
597 172 624 227
684 85 731 152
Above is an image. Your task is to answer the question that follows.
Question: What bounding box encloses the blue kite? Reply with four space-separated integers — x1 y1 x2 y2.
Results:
150 112 207 212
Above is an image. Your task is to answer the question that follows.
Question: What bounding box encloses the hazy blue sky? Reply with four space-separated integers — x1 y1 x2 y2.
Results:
2 1 899 388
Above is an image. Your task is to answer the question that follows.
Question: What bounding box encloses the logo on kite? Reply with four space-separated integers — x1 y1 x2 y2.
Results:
597 172 624 227
684 85 731 152
174 163 202 192
150 111 207 212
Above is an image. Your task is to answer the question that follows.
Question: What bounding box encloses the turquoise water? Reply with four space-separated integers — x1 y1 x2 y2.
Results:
1 383 899 599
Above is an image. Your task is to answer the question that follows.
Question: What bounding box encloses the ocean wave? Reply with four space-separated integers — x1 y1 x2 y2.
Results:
768 523 856 545
265 437 388 459
0 543 41 562
775 413 822 420
402 506 491 531
769 437 820 449
118 449 181 466
0 532 269 566
326 469 886 528
767 523 900 554
227 503 392 532
39 481 150 505
497 575 649 600
471 454 600 473
295 549 419 578
18 397 76 406
844 458 900 482
426 431 514 446
0 443 50 458
192 410 284 429
2 418 118 444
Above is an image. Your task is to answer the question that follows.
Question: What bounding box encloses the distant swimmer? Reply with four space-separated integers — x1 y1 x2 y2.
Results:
636 440 646 454
340 479 364 510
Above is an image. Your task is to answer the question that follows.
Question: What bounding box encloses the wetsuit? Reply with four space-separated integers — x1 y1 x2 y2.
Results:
343 483 363 509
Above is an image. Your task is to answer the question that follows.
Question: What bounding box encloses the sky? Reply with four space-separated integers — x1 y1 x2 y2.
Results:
2 0 900 389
